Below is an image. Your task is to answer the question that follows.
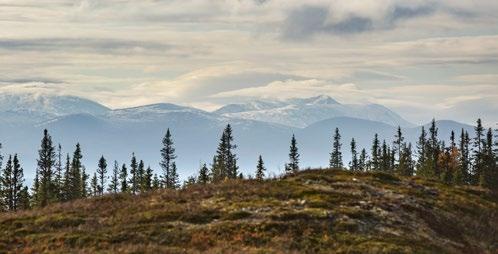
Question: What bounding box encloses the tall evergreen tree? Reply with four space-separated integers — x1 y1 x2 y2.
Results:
349 138 359 171
68 144 83 200
97 156 107 196
35 129 56 207
81 166 89 198
416 126 427 174
458 129 470 184
11 154 25 211
53 144 63 202
330 128 343 168
129 153 139 194
120 164 128 193
380 140 391 172
212 125 238 181
480 128 497 189
198 163 209 184
359 148 368 171
169 162 179 189
428 119 440 177
152 174 161 189
160 128 177 188
398 143 415 176
0 156 13 211
108 160 119 194
371 134 381 171
286 134 299 173
138 160 146 192
255 155 266 180
62 154 71 201
143 166 153 191
17 186 30 210
393 126 404 165
91 173 98 197
472 119 485 185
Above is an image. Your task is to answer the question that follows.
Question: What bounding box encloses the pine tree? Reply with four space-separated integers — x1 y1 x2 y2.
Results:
160 128 177 188
0 156 13 211
120 164 128 193
91 173 98 197
330 128 343 169
286 134 299 173
472 119 485 185
212 125 238 181
359 148 368 171
152 174 161 189
17 186 30 210
458 129 470 184
255 155 266 180
62 154 71 201
35 129 56 207
371 134 381 171
393 126 404 166
169 162 179 189
480 128 496 188
349 138 359 171
53 144 63 202
11 154 25 211
81 166 89 198
108 160 119 194
97 156 107 196
428 119 440 177
69 144 83 200
129 153 138 194
198 163 209 184
138 160 146 192
143 166 153 191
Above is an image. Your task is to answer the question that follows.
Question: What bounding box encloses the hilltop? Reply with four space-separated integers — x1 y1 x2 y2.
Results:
0 169 497 253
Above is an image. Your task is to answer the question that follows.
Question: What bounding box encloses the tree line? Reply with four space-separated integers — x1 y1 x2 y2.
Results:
0 119 497 212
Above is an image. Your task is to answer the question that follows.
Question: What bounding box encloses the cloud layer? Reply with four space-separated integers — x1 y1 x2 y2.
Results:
0 0 497 125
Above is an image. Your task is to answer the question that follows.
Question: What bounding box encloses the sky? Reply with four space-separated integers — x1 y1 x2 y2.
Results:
0 0 497 125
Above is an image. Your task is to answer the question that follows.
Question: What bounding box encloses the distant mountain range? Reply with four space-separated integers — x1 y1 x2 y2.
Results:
0 92 475 182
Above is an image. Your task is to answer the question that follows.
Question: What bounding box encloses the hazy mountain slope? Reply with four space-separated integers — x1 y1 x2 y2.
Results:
214 95 414 128
1 169 496 253
0 93 475 183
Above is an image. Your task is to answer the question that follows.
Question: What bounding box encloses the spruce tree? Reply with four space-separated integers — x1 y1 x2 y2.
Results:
349 138 359 171
169 162 179 189
62 154 71 201
393 126 404 166
198 163 209 184
69 144 83 200
36 129 56 207
138 160 146 192
371 134 381 171
143 166 153 191
120 164 128 193
472 119 485 185
17 186 30 210
0 156 13 211
97 156 107 196
152 174 161 189
416 126 427 174
480 128 496 188
398 143 415 176
160 128 176 188
91 173 98 197
129 153 138 194
11 154 25 211
81 166 89 198
108 161 119 194
256 155 266 180
212 125 238 181
428 119 440 177
53 144 63 202
286 134 299 173
359 148 368 171
329 128 343 169
458 129 470 184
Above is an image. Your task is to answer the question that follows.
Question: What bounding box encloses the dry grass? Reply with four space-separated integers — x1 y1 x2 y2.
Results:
0 169 497 254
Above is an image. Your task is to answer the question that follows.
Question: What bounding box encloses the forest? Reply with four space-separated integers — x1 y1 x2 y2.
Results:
0 118 497 212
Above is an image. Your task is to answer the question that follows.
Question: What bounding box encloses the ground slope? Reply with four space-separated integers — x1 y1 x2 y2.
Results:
0 170 497 253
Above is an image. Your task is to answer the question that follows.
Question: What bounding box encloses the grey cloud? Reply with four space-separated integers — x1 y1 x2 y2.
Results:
0 77 64 84
282 3 439 40
0 38 173 54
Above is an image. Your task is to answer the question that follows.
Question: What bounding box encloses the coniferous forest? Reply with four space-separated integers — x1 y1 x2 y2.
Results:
0 119 497 212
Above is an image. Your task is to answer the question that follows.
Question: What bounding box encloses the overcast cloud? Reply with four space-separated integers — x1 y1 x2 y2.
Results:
0 0 497 125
